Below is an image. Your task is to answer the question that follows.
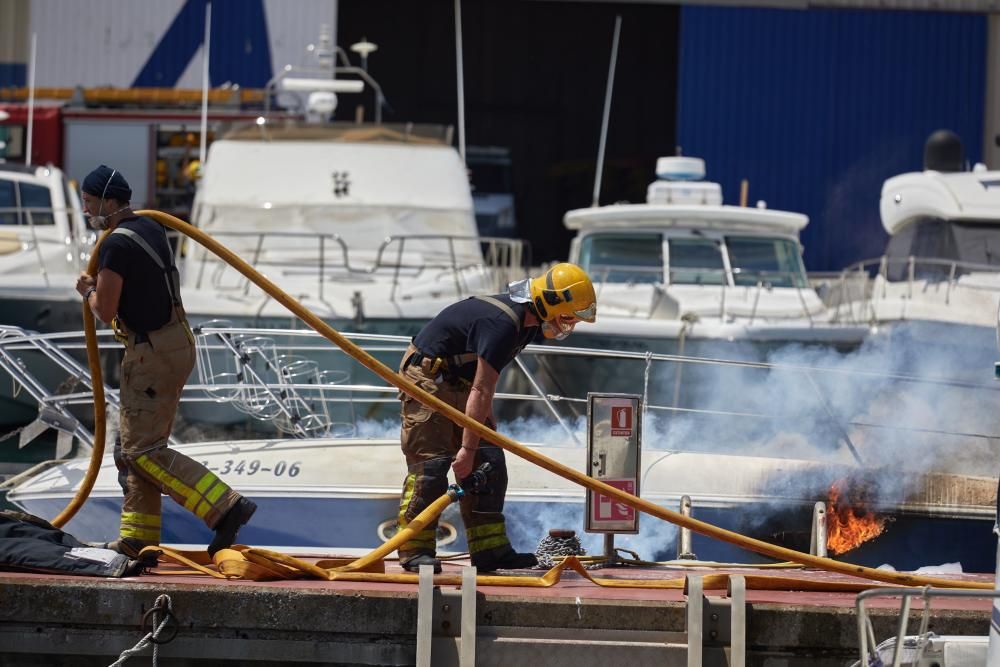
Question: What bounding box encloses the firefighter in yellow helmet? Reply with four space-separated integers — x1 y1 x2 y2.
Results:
395 263 596 573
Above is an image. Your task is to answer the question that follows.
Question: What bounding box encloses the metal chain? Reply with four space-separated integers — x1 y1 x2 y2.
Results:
534 534 604 570
107 594 177 667
0 424 27 445
54 374 82 395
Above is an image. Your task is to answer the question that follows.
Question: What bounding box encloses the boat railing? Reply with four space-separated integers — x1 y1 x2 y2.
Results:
811 255 1000 324
588 263 817 323
854 586 1000 667
188 229 530 302
4 325 1000 474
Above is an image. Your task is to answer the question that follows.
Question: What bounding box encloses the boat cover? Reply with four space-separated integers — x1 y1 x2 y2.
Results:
0 511 136 577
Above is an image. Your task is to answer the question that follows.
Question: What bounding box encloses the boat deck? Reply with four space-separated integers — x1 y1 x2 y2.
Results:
0 552 993 666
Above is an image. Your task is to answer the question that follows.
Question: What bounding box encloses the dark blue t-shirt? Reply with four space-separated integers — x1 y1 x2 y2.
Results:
98 216 174 333
413 294 538 379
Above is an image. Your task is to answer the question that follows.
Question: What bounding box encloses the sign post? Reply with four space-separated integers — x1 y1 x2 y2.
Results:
585 393 642 564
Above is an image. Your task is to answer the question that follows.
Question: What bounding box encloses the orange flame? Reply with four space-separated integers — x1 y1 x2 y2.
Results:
826 479 887 555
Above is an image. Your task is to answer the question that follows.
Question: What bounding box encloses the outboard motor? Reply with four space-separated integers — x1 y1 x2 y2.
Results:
924 129 964 172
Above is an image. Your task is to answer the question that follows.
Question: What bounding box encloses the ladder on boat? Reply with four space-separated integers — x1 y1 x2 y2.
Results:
192 322 357 438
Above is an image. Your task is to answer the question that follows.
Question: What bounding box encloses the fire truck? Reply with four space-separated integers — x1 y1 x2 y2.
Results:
0 87 277 220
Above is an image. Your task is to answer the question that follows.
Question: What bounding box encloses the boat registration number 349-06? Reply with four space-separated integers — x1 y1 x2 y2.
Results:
200 459 303 477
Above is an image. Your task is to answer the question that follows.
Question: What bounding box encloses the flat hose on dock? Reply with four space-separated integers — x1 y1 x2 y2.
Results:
56 209 992 591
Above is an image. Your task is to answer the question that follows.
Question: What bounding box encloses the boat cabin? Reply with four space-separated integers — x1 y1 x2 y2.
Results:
0 163 86 272
880 164 1000 282
565 157 811 292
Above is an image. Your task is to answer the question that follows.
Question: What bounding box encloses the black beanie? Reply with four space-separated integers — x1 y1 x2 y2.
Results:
82 165 132 202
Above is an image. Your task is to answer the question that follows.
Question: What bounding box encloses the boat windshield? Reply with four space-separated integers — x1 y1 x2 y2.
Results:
668 237 726 285
0 177 56 226
726 236 807 288
885 217 1000 279
578 232 807 288
578 232 663 283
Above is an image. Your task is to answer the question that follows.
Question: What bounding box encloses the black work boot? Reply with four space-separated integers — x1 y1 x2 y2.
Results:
90 537 161 566
122 558 150 577
401 553 442 574
472 549 538 572
208 497 257 556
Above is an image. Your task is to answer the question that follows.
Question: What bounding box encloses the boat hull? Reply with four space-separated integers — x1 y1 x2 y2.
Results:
9 439 996 572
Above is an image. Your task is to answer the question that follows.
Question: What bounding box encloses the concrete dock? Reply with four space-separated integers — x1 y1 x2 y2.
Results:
0 555 993 667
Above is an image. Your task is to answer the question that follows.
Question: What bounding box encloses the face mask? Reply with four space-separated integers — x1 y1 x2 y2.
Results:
86 204 129 231
541 316 577 341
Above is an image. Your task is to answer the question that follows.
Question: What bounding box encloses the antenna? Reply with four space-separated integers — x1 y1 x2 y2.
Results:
199 2 212 168
25 32 37 166
350 37 378 72
591 16 622 207
454 0 467 165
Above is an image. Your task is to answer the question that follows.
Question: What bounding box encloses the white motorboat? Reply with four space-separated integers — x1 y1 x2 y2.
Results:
555 156 870 358
2 325 997 571
0 163 88 334
0 40 529 341
816 130 1000 381
520 156 872 415
180 121 527 336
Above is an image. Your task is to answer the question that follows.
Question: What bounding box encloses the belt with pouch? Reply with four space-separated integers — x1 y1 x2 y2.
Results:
404 348 478 379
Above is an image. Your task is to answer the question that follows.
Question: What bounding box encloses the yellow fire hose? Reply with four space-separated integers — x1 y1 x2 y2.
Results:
147 487 876 592
57 210 992 591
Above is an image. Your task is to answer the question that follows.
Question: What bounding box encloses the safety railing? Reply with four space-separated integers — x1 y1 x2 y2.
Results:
810 255 1000 324
586 263 818 324
188 229 530 302
854 586 1000 667
5 324 1000 485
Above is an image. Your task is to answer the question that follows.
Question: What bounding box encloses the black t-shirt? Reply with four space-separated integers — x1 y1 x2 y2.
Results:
413 294 539 380
98 216 174 333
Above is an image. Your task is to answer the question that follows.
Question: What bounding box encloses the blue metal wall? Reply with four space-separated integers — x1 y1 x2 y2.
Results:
0 63 25 88
677 7 986 271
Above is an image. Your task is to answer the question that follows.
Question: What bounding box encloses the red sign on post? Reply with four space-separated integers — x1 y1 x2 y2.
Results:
592 478 636 522
610 405 633 436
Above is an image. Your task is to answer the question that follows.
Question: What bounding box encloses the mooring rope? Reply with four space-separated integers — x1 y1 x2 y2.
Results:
107 593 177 667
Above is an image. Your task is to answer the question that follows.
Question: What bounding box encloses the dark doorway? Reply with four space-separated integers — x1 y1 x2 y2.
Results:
338 0 680 263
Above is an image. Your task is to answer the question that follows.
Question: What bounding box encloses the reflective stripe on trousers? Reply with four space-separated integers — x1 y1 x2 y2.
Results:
396 350 513 563
116 314 239 541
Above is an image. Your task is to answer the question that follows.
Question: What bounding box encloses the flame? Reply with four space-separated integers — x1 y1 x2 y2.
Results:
826 478 887 555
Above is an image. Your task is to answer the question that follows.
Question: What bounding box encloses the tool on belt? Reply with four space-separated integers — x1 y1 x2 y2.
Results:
403 349 479 378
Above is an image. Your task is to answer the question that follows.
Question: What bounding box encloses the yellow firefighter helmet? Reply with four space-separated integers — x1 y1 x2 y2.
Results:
529 263 597 323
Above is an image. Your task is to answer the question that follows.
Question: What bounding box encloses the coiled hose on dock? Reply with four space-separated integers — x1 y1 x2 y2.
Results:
53 209 992 590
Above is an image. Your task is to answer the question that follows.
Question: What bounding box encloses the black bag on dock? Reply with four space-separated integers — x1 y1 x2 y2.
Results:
0 510 140 578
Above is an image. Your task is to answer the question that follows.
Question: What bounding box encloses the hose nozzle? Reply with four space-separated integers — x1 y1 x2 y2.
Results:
461 461 493 494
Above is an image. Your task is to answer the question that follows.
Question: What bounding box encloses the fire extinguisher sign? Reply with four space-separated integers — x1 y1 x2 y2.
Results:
592 479 636 522
610 405 633 437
